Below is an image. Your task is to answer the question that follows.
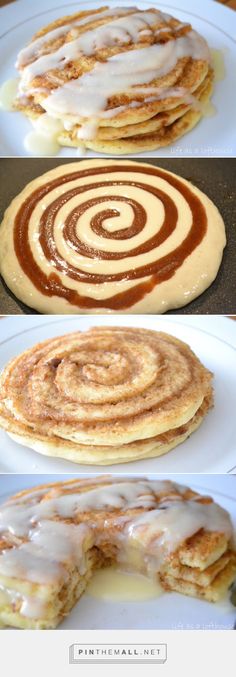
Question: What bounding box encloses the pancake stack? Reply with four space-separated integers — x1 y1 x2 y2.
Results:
0 477 235 629
14 5 214 153
0 326 213 464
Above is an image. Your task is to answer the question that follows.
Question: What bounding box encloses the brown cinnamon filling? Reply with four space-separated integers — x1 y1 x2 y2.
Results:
14 164 207 309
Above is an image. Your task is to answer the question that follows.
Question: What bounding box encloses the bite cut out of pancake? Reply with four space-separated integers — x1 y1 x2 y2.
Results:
0 477 235 629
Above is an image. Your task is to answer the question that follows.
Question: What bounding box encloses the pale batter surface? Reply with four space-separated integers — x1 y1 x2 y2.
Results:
0 160 226 314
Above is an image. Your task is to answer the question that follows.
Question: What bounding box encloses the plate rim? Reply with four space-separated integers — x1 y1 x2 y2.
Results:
0 315 235 353
1 0 236 43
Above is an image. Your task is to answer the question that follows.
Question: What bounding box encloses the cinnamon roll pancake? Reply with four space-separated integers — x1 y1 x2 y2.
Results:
0 160 226 314
0 326 213 464
12 6 214 154
0 478 235 629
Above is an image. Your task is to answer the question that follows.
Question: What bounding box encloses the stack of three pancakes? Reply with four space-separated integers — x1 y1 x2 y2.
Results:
15 6 214 153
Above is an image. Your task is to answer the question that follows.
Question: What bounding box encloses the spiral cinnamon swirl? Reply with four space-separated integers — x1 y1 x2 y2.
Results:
0 160 226 314
0 326 213 464
11 5 214 154
0 477 235 629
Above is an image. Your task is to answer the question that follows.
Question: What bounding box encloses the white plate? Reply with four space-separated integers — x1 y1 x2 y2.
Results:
0 473 235 630
0 0 236 157
0 315 235 474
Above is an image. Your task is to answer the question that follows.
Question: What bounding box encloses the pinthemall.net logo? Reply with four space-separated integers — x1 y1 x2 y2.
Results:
69 643 167 664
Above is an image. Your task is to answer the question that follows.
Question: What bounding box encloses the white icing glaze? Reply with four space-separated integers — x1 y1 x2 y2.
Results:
20 11 161 87
0 584 46 619
24 130 60 155
43 31 209 122
210 49 226 82
0 547 65 583
0 519 90 583
32 113 64 136
75 86 195 139
0 79 19 110
9 7 212 157
10 7 212 156
77 118 100 140
59 82 191 137
0 481 169 536
24 112 65 155
201 101 217 118
87 566 163 601
16 7 138 67
76 145 86 156
28 520 89 568
0 479 233 620
20 595 47 619
125 501 232 569
24 113 64 156
0 480 232 556
0 588 9 604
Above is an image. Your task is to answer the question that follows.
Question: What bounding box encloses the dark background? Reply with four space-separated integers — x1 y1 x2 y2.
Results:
0 157 235 315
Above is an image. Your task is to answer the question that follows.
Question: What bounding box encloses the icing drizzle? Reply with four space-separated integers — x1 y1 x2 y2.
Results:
14 6 210 140
0 478 232 620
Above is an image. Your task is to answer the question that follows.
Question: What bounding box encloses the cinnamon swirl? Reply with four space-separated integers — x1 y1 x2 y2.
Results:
0 477 235 629
11 6 215 154
0 160 226 314
0 326 213 464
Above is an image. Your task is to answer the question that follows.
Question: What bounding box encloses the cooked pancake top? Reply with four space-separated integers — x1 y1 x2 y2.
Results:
15 5 210 126
0 327 212 444
0 478 232 585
